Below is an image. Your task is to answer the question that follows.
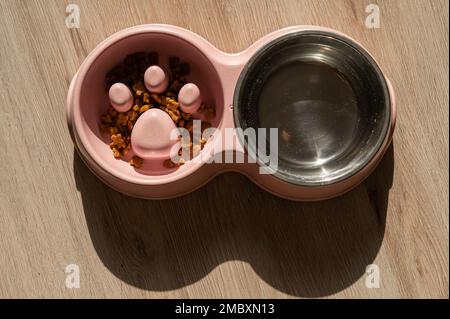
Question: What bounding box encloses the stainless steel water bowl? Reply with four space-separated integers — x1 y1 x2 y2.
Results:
234 31 392 186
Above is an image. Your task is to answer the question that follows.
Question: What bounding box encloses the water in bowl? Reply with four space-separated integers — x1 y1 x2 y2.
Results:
258 60 359 168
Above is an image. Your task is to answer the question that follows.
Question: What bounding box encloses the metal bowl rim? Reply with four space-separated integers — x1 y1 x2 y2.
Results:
232 30 392 187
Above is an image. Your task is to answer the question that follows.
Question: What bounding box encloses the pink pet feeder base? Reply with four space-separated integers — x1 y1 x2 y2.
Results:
67 24 396 201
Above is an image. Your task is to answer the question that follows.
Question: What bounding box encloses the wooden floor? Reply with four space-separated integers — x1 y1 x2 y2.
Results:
0 0 448 298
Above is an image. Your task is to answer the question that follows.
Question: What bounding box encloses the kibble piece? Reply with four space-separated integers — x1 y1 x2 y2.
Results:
108 108 118 117
108 126 118 135
198 103 215 118
129 156 144 168
128 110 138 121
139 104 151 113
132 81 146 97
99 123 109 132
201 121 212 131
281 130 292 142
180 112 191 121
150 94 162 104
123 144 131 156
163 159 179 168
135 98 143 107
168 79 184 93
101 114 112 123
111 134 126 148
164 96 179 110
142 92 151 103
117 114 129 126
111 147 121 158
167 110 179 122
185 120 193 133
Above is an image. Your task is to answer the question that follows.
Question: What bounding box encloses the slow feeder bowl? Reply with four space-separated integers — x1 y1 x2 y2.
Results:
67 24 396 201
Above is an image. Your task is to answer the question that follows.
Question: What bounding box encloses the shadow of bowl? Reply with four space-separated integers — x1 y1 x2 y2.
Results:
74 144 394 297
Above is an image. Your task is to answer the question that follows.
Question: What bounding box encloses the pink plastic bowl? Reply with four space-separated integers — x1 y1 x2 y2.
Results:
67 24 396 200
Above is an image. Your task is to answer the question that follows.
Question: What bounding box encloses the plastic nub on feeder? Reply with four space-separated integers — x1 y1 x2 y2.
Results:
144 65 169 94
131 108 181 160
178 83 202 114
109 83 133 112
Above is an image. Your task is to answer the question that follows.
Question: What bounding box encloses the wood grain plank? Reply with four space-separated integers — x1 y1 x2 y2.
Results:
0 0 447 298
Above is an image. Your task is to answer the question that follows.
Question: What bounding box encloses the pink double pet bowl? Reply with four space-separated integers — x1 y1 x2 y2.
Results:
67 24 396 201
